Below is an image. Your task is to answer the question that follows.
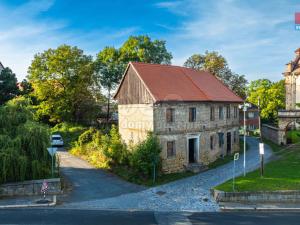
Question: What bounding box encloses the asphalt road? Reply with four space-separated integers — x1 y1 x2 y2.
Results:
1 209 300 225
57 148 145 203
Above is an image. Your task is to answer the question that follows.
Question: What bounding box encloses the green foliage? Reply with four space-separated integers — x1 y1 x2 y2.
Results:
95 35 172 122
286 130 300 143
0 99 52 184
247 79 285 123
130 133 162 180
70 127 162 183
183 51 248 99
28 44 102 124
119 35 172 64
0 67 19 105
51 122 87 148
78 128 99 146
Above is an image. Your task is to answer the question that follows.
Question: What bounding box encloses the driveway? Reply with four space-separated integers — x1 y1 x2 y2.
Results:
64 137 274 211
57 149 145 203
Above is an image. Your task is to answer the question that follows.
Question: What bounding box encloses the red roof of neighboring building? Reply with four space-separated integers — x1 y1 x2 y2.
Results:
115 62 243 103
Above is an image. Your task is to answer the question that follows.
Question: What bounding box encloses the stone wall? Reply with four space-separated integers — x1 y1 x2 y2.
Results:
261 124 281 145
0 178 61 197
213 189 300 203
118 102 240 173
118 104 154 145
154 102 240 173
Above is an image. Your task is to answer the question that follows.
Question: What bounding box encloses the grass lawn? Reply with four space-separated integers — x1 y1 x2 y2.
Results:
287 130 300 143
208 139 249 169
215 141 300 192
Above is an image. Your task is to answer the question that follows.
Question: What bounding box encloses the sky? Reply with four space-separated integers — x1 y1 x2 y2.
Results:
0 0 300 82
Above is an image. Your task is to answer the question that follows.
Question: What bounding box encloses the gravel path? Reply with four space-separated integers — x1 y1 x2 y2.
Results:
64 137 273 211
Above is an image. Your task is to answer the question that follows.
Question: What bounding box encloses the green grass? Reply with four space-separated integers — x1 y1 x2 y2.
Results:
287 130 300 143
113 166 195 187
215 141 300 192
208 139 249 169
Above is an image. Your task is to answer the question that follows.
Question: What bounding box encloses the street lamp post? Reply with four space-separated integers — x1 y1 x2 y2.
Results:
239 102 251 177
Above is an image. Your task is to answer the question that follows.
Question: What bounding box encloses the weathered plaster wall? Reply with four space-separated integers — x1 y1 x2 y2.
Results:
118 104 154 145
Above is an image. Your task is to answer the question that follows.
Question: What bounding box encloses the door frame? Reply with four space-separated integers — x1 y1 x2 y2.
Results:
187 134 200 164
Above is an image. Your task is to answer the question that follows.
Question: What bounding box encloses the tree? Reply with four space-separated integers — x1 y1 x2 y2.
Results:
95 35 172 122
183 51 247 99
19 79 33 96
119 35 172 65
247 79 285 123
28 45 99 124
0 67 19 105
95 47 125 122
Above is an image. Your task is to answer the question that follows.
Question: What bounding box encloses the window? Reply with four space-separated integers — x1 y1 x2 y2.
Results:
226 105 231 119
234 106 238 118
219 106 224 120
210 106 215 121
210 135 214 150
218 132 224 148
248 112 254 118
166 108 174 122
167 141 175 157
189 107 196 122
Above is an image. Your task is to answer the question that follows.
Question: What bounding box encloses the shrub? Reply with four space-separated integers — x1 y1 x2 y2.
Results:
130 133 162 180
78 128 99 146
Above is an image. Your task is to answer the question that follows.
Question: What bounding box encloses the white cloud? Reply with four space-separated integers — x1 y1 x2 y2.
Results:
0 0 137 81
156 0 300 81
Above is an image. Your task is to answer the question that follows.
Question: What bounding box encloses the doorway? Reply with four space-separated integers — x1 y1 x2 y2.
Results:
227 132 231 154
188 137 200 163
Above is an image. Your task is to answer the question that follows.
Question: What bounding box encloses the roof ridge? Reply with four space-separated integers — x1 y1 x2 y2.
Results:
177 67 211 101
131 61 201 72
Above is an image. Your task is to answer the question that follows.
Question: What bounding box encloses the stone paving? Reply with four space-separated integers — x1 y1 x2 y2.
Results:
64 137 273 212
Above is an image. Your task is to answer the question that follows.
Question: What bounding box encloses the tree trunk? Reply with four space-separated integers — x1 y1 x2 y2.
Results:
106 88 110 123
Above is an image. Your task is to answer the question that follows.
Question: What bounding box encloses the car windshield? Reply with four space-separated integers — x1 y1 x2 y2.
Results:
52 137 61 140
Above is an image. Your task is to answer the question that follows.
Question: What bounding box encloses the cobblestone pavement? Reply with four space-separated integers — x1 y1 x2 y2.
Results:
63 137 273 212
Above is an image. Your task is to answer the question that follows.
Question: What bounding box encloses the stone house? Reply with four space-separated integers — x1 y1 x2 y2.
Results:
114 62 243 173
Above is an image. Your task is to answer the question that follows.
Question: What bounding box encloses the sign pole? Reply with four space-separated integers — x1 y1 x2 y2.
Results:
233 153 239 191
51 154 54 178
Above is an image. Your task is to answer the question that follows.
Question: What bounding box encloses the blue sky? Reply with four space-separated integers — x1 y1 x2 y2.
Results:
0 0 300 82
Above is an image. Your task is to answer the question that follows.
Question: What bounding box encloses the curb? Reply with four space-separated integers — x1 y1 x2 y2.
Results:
220 206 300 211
0 195 57 209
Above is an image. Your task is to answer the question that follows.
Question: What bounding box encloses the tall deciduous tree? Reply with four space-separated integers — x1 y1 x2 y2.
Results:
0 67 19 105
247 79 285 123
95 35 172 122
95 47 125 122
119 35 172 64
184 51 248 99
28 45 99 124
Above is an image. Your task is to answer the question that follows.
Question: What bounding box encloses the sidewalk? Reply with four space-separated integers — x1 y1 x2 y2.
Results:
220 202 300 211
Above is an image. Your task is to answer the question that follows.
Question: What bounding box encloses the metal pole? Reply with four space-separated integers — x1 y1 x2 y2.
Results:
51 154 54 178
243 104 246 177
233 159 236 191
258 98 262 142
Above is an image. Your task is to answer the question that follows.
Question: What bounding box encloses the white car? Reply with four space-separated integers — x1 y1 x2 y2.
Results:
51 134 64 147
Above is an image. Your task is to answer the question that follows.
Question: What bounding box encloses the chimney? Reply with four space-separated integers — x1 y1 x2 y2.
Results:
295 48 300 57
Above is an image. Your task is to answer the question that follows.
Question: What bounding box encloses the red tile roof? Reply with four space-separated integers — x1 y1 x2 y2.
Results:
116 62 243 103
